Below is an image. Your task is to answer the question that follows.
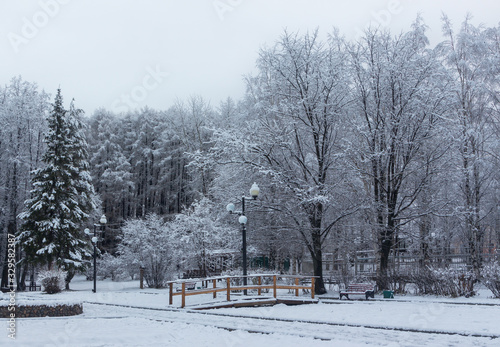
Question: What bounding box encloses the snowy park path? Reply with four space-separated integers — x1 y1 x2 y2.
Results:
4 277 500 346
10 301 499 346
83 300 500 343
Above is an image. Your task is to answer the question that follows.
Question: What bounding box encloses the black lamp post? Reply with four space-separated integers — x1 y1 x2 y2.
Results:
85 214 107 293
226 183 260 295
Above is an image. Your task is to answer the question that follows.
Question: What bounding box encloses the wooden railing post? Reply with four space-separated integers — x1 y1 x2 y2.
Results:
213 279 217 299
169 283 173 305
258 276 262 296
181 282 186 308
311 277 315 299
273 275 277 298
226 277 231 302
295 277 299 297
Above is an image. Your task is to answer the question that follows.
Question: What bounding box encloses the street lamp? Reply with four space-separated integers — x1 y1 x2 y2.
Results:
226 183 260 295
85 214 107 293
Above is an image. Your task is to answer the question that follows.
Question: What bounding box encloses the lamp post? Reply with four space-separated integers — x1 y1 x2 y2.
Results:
226 183 260 295
85 214 107 293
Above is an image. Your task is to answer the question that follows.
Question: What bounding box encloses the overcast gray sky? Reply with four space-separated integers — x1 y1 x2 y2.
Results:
2 0 499 114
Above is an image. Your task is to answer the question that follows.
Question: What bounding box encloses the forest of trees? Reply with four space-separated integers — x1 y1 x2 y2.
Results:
1 17 500 294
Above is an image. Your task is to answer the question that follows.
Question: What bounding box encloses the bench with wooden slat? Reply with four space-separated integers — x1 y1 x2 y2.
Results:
175 282 196 292
339 283 375 300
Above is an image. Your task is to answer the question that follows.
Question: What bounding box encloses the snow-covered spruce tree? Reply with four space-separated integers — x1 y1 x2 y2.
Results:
18 89 96 289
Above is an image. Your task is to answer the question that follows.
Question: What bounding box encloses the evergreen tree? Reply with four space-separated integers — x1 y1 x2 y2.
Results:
19 89 96 288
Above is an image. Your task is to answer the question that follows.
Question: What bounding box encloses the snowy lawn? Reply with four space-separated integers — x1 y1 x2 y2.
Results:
2 276 500 346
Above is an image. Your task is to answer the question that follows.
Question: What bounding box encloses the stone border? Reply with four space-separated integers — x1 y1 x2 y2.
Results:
0 303 82 318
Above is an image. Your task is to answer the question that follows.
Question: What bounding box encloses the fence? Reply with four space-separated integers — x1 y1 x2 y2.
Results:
327 252 500 278
167 274 316 308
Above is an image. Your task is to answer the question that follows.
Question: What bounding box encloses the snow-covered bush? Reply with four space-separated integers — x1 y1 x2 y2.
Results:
118 214 177 288
221 269 244 287
98 253 135 281
38 269 67 294
411 267 476 297
481 262 500 298
383 270 411 294
170 198 238 276
411 268 434 294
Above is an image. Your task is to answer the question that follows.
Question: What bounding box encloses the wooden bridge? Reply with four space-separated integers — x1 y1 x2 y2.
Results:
167 274 317 308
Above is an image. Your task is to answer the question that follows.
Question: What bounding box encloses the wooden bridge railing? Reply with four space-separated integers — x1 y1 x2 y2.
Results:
167 274 317 308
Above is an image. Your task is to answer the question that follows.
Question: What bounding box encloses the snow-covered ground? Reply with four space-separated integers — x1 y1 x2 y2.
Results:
2 276 500 346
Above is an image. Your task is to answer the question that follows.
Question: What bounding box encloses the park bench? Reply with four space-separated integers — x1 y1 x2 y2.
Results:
339 283 375 300
175 282 196 292
299 278 311 294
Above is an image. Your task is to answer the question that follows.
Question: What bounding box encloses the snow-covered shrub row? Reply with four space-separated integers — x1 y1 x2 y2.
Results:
411 268 476 297
382 271 411 294
38 269 67 294
481 262 500 298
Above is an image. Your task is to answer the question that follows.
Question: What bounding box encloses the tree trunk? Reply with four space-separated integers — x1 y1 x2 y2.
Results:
377 209 396 290
0 243 9 289
65 269 75 290
311 249 326 294
16 262 27 291
310 207 326 295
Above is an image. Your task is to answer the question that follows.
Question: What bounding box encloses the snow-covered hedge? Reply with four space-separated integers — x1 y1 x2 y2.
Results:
384 270 411 294
411 267 476 297
481 262 500 298
0 303 82 318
